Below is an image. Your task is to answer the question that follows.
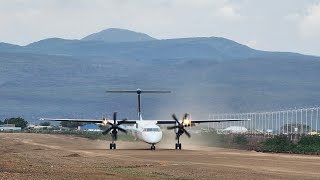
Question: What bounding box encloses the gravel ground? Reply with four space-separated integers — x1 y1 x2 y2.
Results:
1 133 320 180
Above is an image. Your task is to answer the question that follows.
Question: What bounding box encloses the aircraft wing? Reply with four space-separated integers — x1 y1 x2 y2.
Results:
39 118 136 124
40 118 249 125
156 119 250 124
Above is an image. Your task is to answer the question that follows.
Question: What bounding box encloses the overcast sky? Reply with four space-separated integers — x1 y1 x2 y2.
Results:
0 0 319 55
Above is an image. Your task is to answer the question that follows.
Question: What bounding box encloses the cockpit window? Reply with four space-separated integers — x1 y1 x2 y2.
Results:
143 128 160 132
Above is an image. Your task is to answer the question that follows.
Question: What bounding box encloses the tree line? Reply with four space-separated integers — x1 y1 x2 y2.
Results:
0 117 86 129
0 117 28 129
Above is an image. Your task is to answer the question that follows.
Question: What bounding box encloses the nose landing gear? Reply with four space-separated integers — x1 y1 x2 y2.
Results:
151 144 156 150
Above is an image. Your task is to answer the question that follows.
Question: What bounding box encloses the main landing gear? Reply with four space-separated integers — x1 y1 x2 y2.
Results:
110 143 116 149
175 143 182 150
151 144 156 150
109 133 117 149
175 135 182 150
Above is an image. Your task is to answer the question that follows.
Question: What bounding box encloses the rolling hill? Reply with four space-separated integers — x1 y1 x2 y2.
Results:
0 28 319 122
81 28 157 42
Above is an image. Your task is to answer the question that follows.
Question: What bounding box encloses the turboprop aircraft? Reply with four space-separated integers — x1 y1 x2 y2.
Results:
40 89 250 150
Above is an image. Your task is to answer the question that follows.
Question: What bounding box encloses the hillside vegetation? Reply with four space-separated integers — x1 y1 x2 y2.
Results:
0 28 320 121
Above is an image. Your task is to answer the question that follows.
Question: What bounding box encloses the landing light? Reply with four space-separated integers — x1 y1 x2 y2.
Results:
102 117 108 126
182 115 192 127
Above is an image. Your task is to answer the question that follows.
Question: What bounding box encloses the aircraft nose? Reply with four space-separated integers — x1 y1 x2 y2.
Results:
142 132 162 144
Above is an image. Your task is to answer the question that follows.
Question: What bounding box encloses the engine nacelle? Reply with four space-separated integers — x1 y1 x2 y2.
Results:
182 114 194 127
184 123 195 127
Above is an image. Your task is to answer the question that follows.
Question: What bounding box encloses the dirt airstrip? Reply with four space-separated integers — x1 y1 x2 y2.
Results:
1 133 320 180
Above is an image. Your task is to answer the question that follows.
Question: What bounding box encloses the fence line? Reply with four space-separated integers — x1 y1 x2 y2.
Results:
209 107 320 135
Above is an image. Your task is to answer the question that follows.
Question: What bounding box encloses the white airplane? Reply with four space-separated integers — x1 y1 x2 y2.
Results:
40 89 250 150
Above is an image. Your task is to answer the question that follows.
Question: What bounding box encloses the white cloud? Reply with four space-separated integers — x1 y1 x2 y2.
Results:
217 5 242 19
245 40 257 48
300 3 320 39
0 0 319 55
284 13 301 22
0 0 244 45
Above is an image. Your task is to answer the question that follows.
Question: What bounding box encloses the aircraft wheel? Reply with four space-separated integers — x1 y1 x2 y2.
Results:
151 144 155 150
175 143 180 150
175 143 182 150
110 143 116 149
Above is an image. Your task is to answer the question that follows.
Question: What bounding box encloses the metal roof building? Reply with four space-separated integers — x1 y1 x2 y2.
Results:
78 124 101 131
0 126 22 132
223 126 248 134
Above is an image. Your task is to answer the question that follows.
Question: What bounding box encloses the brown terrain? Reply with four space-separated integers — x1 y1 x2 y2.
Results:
1 133 320 180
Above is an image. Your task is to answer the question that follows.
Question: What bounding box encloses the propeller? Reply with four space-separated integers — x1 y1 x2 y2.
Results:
102 112 128 141
167 113 191 139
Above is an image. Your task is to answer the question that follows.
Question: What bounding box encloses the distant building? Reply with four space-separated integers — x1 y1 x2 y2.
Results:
27 125 54 130
0 124 21 132
0 124 16 127
222 126 248 134
78 124 101 131
266 129 273 135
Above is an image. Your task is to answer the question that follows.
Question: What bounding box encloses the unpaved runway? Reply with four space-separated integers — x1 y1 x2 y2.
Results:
1 133 320 180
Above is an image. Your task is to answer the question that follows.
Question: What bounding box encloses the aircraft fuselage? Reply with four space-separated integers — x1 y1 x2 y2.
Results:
130 121 163 144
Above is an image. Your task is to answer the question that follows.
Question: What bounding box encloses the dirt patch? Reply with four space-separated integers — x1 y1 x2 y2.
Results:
64 153 81 157
1 133 320 180
112 164 153 169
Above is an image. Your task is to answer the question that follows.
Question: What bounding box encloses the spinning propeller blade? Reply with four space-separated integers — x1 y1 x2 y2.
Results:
168 113 191 139
102 112 127 140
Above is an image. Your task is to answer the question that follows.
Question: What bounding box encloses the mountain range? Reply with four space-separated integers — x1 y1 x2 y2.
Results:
0 28 320 122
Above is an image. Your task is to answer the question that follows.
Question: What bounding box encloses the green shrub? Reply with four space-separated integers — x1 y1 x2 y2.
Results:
233 135 248 145
261 135 294 152
298 135 320 146
293 135 320 153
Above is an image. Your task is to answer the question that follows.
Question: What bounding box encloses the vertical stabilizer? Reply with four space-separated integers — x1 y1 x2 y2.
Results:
106 89 171 120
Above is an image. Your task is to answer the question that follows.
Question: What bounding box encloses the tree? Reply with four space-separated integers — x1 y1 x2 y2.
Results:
0 120 3 125
4 117 28 129
40 121 51 126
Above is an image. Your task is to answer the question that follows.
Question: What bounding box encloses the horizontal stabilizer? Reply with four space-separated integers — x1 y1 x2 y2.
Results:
106 90 171 93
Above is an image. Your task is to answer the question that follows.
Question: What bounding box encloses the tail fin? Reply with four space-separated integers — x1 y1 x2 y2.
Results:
107 89 171 120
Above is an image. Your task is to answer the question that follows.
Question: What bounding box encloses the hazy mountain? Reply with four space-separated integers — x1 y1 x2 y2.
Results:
3 31 317 62
8 35 317 62
0 29 320 122
0 42 20 52
81 28 157 42
19 37 259 59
